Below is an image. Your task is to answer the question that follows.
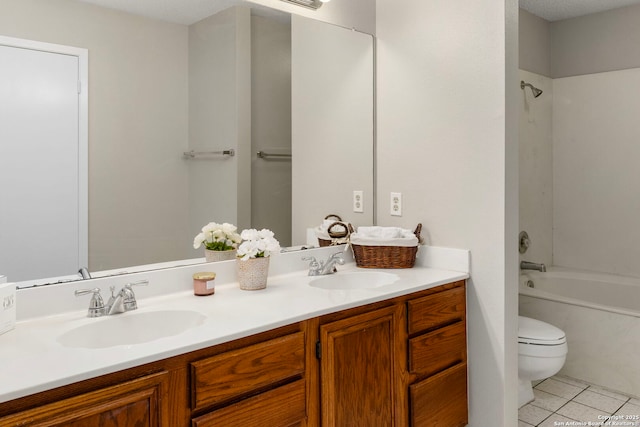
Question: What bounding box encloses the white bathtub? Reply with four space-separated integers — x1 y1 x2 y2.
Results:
519 267 640 398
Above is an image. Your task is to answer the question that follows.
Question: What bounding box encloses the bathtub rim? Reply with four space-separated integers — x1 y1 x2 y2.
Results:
519 266 640 319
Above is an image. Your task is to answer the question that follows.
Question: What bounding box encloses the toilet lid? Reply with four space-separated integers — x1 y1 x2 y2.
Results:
518 316 566 345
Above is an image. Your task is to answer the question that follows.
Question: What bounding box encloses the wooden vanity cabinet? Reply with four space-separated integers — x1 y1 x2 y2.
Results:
0 281 467 427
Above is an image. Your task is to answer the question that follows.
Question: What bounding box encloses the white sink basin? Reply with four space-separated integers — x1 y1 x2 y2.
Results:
57 310 206 349
309 271 399 290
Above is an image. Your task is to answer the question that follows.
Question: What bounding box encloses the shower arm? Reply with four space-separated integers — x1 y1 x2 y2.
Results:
520 80 543 98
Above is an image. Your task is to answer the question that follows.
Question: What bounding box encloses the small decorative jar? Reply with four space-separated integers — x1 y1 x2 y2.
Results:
193 272 216 296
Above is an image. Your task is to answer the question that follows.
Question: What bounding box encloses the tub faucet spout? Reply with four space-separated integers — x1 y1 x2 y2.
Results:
520 261 546 272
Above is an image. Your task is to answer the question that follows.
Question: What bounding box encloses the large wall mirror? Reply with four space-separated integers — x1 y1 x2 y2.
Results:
0 0 374 285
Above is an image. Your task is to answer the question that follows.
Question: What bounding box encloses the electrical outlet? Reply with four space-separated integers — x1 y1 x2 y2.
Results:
2 295 14 310
390 192 402 216
353 190 364 213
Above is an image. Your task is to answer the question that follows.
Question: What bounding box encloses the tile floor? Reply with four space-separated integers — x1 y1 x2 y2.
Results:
519 376 640 427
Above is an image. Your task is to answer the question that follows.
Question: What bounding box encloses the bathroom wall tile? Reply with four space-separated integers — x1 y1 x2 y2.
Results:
519 403 553 426
574 389 627 413
532 389 569 412
538 414 577 427
536 378 584 399
557 401 608 423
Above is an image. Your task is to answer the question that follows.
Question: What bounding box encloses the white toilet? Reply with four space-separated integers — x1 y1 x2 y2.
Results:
518 316 568 408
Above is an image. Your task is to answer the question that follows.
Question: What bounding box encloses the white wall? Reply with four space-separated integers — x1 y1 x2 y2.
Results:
553 69 640 277
0 0 190 271
376 0 519 425
519 70 553 267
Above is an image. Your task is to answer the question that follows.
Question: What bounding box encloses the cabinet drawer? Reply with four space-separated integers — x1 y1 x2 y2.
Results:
192 379 306 427
409 321 466 377
407 285 465 334
191 332 305 411
409 363 468 427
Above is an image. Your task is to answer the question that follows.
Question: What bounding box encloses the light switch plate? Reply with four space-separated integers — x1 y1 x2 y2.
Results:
390 192 402 216
353 190 364 213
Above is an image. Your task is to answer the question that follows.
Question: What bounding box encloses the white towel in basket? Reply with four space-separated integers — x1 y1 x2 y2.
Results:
351 226 418 247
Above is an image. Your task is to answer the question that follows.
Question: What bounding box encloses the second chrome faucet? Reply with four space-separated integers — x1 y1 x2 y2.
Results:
303 251 345 276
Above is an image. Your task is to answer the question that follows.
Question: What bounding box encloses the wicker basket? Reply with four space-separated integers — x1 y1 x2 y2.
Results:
317 215 351 247
352 224 422 269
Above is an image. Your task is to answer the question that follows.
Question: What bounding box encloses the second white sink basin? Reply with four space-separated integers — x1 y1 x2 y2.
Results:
309 271 399 290
57 310 206 349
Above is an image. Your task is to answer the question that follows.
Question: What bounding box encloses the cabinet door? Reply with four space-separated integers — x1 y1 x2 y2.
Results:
0 372 168 427
319 305 404 427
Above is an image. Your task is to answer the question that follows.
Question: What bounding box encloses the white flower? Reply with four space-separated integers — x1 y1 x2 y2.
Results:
202 222 219 234
237 228 281 260
193 222 242 251
193 232 205 249
221 222 237 234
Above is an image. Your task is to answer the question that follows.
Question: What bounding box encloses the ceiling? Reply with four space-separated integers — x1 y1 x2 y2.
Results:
519 0 640 22
76 0 640 26
76 0 250 25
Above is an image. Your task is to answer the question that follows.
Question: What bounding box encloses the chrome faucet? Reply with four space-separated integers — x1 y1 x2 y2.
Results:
75 280 148 317
303 251 345 276
74 288 106 317
78 267 92 280
520 261 546 272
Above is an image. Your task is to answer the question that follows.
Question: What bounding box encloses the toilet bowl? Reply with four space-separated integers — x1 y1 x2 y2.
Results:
518 316 568 408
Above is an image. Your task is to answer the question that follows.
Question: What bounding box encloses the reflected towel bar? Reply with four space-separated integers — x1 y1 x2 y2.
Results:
183 149 235 159
256 151 291 159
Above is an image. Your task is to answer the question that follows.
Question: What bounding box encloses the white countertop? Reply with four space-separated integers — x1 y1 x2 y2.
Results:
0 246 469 403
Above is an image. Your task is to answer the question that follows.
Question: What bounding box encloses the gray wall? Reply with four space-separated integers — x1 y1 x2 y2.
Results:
251 13 292 246
519 9 552 77
551 3 640 77
520 3 640 78
188 7 252 255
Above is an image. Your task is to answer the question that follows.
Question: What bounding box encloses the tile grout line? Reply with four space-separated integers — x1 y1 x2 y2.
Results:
520 376 638 427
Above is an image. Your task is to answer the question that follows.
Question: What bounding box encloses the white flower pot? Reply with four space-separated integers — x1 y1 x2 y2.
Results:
205 249 237 262
236 257 270 290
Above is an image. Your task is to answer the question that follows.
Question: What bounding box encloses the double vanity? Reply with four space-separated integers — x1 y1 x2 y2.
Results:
0 246 469 426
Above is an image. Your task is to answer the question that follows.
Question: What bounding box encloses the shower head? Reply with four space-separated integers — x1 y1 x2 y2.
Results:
520 80 543 98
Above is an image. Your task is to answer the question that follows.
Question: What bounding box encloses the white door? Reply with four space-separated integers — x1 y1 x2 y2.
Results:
0 40 87 282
